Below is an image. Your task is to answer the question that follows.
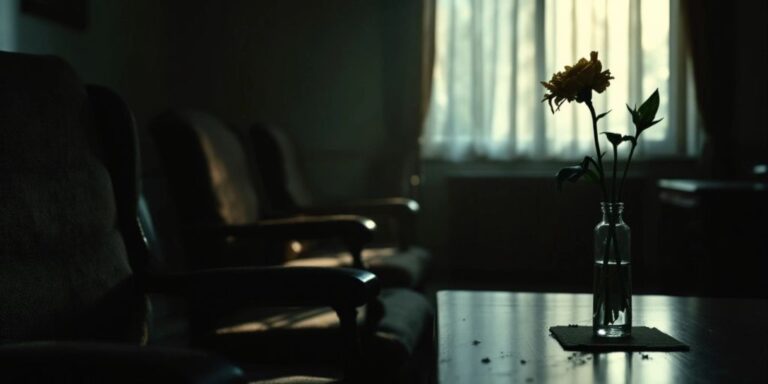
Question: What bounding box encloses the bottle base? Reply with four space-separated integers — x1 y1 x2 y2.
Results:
593 325 632 338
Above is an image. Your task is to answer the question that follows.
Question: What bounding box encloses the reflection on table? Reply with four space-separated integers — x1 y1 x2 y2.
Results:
437 291 768 384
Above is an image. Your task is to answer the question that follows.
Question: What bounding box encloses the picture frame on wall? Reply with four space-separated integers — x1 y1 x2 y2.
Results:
21 0 88 30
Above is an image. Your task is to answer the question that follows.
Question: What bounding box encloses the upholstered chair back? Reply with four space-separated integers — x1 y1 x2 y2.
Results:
150 111 273 268
248 123 314 213
0 51 148 343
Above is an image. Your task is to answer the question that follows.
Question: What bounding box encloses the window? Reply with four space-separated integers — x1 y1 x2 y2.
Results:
423 0 699 161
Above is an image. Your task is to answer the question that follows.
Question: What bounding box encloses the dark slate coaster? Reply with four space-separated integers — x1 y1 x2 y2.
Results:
549 326 690 352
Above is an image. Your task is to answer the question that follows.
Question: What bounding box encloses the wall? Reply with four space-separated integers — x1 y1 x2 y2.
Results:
164 0 422 201
732 0 768 172
3 0 423 202
419 159 699 292
4 0 172 153
166 0 385 199
691 0 768 177
0 0 16 50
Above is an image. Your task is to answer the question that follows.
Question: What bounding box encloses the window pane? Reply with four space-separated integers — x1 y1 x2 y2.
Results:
423 0 683 161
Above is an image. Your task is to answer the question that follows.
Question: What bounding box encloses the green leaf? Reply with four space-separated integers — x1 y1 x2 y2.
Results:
556 156 603 191
602 132 625 147
622 135 637 146
582 155 600 171
626 104 640 125
596 110 612 121
628 91 663 138
583 168 600 183
637 89 660 127
645 118 663 130
556 166 586 191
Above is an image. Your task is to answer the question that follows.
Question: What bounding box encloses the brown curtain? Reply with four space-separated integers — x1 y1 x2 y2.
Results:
419 0 436 130
368 0 436 198
682 0 736 178
413 0 436 199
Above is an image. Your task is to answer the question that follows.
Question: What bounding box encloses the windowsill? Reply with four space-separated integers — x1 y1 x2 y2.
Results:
422 157 700 179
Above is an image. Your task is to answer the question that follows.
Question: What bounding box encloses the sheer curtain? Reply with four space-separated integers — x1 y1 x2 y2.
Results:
423 0 698 161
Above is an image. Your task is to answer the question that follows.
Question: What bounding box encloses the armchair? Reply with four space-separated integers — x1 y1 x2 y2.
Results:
249 123 430 289
0 51 381 383
150 110 434 382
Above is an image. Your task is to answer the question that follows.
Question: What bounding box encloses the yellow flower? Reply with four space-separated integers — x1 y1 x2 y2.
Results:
541 51 614 113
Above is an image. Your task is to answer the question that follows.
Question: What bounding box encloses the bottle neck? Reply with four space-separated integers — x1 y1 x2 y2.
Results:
600 202 625 224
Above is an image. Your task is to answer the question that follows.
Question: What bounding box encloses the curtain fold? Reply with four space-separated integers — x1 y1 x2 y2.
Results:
412 0 437 198
681 0 735 177
368 0 435 198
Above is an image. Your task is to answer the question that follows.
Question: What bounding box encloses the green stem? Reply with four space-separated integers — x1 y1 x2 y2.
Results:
600 214 628 327
585 101 608 202
610 145 623 320
610 141 637 322
601 229 614 325
586 100 614 328
612 145 618 204
618 143 637 202
585 100 628 330
611 219 626 315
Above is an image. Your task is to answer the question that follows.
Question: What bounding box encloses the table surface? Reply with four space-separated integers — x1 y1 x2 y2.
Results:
658 178 768 193
437 291 768 384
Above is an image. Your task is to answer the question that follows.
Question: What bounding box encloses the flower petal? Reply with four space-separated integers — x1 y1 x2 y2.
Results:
540 51 614 113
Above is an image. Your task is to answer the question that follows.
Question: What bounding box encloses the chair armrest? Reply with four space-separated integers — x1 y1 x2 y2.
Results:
146 266 378 379
0 342 244 384
302 198 419 249
241 214 375 243
190 215 376 268
305 197 419 217
146 266 380 309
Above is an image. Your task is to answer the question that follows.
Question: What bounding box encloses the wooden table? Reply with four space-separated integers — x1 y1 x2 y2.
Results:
437 291 768 383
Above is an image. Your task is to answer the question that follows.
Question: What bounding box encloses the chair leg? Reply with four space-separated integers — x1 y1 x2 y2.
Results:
349 243 366 270
334 306 363 381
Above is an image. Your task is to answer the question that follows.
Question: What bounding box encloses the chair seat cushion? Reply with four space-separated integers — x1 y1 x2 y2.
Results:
251 376 338 384
368 288 434 368
241 362 340 384
366 246 430 289
199 288 433 373
284 246 430 288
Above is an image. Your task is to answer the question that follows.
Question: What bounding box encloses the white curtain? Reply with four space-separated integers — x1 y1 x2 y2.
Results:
423 0 698 161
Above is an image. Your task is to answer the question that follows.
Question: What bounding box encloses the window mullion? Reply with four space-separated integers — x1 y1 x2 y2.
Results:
508 0 519 157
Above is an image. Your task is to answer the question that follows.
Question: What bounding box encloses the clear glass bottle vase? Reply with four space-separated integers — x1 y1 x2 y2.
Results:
592 202 632 338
